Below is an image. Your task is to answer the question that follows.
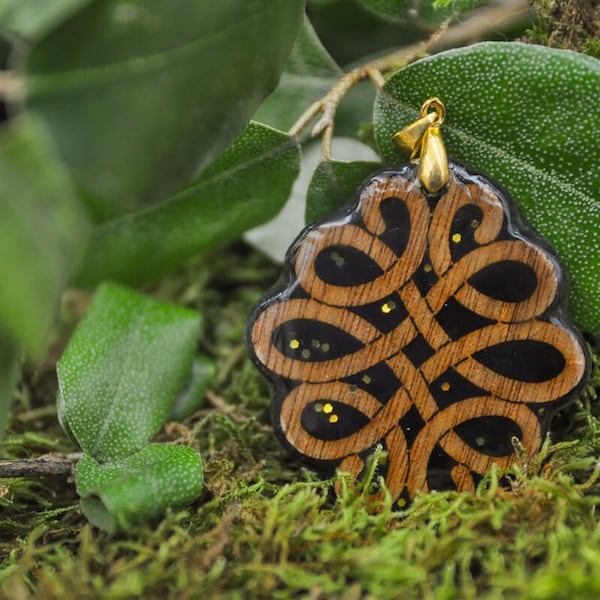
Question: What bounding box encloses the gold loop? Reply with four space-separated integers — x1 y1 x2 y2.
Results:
420 97 446 126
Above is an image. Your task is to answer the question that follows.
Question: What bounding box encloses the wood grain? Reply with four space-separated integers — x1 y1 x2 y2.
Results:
248 163 588 503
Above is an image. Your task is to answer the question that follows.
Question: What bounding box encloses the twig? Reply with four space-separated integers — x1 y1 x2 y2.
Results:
0 455 79 478
290 21 450 161
288 0 530 160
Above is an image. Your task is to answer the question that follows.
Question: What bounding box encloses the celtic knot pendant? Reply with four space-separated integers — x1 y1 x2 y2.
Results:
247 161 589 505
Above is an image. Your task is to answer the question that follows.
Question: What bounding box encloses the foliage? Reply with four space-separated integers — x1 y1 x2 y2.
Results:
1 248 600 597
306 159 381 222
0 117 89 354
374 42 600 335
527 0 600 58
57 282 206 530
0 0 304 357
75 122 301 285
1 0 600 594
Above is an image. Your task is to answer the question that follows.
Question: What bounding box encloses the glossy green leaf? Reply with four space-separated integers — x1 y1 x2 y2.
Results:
57 282 200 462
0 0 92 39
168 355 215 422
0 116 90 353
306 159 381 222
374 42 600 336
76 444 203 532
76 122 301 286
25 0 304 219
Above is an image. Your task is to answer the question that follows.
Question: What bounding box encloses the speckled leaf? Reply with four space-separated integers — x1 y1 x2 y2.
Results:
168 355 215 422
25 0 304 219
374 42 600 336
0 0 92 39
0 116 90 353
306 159 381 222
75 122 301 286
76 444 203 532
57 282 200 462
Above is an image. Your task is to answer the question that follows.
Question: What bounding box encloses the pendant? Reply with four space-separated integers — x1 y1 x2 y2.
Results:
246 98 589 505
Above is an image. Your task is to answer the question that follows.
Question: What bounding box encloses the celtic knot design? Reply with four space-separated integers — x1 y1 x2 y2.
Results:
247 162 588 503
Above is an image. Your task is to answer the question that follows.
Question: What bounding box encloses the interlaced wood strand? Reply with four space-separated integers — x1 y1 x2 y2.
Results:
248 163 588 504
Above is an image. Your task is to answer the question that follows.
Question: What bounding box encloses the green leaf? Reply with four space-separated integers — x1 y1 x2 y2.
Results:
254 16 341 132
307 0 423 66
374 42 600 336
57 282 200 462
25 0 304 219
168 355 215 422
356 0 412 24
76 444 203 532
356 0 453 25
255 16 375 139
0 116 90 353
0 0 92 39
306 159 381 222
75 122 301 286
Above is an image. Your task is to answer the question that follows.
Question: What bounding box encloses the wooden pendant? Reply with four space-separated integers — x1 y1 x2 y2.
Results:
247 161 589 505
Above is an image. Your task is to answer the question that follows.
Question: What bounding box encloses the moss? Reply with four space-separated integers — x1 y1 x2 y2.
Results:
1 242 600 598
525 0 600 57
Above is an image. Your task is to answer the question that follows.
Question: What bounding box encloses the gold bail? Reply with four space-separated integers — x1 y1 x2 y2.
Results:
392 97 450 194
419 126 449 194
392 111 437 157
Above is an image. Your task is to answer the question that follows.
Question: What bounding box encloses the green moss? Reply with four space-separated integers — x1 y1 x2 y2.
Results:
525 0 600 57
2 244 600 598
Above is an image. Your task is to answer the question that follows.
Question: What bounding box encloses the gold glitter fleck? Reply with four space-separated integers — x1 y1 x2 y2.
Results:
381 300 396 314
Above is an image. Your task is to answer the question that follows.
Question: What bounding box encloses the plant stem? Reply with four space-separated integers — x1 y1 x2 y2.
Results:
0 455 79 478
289 0 530 160
288 24 448 161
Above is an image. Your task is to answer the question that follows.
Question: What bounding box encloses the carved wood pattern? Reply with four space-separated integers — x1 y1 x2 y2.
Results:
247 162 589 504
